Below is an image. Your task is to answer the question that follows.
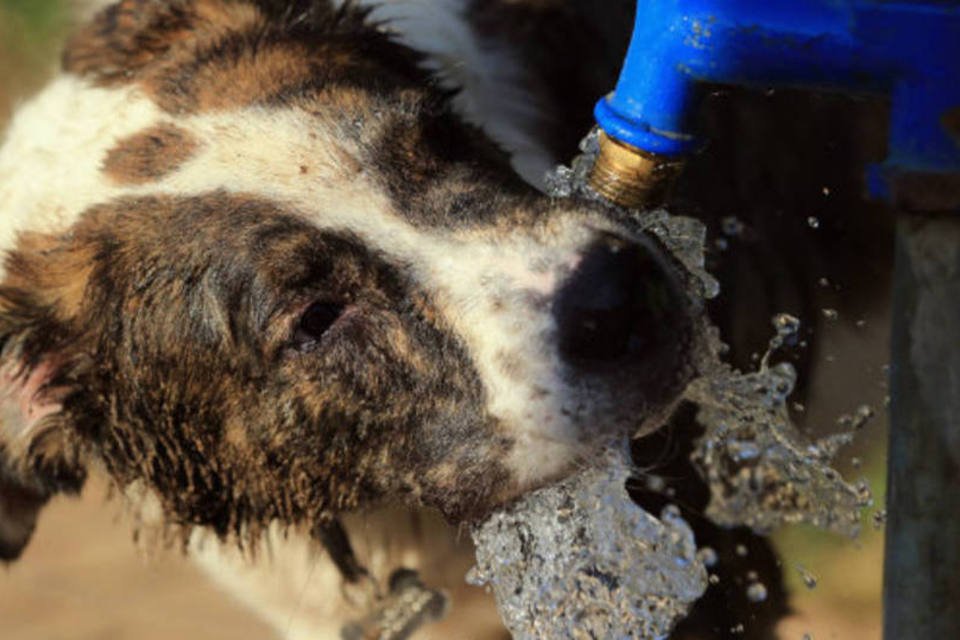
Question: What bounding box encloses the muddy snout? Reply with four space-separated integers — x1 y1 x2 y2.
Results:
553 233 694 395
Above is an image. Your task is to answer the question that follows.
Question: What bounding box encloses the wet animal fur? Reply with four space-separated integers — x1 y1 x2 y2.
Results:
0 1 700 638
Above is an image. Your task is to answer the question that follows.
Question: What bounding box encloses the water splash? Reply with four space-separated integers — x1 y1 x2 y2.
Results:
468 129 870 637
546 127 720 301
683 309 871 536
746 581 769 603
468 453 707 640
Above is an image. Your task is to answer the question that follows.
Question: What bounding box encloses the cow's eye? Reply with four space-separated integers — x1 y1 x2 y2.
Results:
296 301 344 344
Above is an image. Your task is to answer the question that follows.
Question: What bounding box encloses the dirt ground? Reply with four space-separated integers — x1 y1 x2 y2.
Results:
0 475 274 640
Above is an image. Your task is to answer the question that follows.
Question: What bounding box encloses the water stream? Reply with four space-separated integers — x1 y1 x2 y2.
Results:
467 131 871 638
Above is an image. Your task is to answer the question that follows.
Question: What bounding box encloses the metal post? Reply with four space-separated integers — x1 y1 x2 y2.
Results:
885 214 960 638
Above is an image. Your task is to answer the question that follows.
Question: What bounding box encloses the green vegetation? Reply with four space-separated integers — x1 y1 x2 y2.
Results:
0 0 69 122
1 0 68 39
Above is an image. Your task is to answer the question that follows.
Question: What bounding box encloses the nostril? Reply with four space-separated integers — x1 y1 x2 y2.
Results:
553 235 688 368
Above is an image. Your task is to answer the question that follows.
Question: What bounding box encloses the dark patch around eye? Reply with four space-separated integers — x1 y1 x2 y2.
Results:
296 301 345 345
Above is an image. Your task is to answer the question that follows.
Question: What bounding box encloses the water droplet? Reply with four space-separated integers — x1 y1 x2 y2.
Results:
678 231 873 542
856 319 867 328
807 216 820 229
821 308 839 320
545 166 574 197
763 314 802 366
465 566 483 586
709 574 720 585
645 475 667 492
853 404 875 429
854 480 873 506
766 362 797 403
797 565 818 589
735 544 748 557
698 547 718 567
873 509 887 529
661 504 683 522
792 402 806 413
729 441 762 461
731 623 745 634
772 313 800 338
821 186 831 196
818 277 830 287
701 275 721 300
722 216 745 237
746 582 768 603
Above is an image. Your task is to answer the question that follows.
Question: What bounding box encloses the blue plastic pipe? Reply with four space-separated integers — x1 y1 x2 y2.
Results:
594 0 960 202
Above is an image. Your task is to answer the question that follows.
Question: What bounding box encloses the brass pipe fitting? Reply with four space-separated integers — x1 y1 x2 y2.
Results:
589 132 685 209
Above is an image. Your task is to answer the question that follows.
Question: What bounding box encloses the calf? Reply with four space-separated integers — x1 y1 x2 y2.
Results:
0 1 698 637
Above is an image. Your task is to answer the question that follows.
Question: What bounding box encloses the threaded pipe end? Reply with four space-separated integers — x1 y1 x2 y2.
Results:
589 133 684 209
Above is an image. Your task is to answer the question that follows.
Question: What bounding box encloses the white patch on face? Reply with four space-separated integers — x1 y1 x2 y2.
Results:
334 0 556 188
0 77 624 491
0 76 164 277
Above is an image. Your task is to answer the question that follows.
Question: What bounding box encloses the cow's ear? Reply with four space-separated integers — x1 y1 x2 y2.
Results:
0 235 92 561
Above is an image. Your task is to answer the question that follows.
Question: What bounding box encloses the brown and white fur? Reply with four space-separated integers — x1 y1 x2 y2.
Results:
0 1 700 638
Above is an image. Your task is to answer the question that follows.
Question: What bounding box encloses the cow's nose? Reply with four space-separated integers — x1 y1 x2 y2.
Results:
553 234 689 368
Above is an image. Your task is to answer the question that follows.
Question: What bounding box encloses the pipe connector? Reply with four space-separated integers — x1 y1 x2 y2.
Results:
589 132 685 209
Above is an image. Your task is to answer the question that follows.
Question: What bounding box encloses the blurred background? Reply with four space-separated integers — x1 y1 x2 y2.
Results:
0 0 886 638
